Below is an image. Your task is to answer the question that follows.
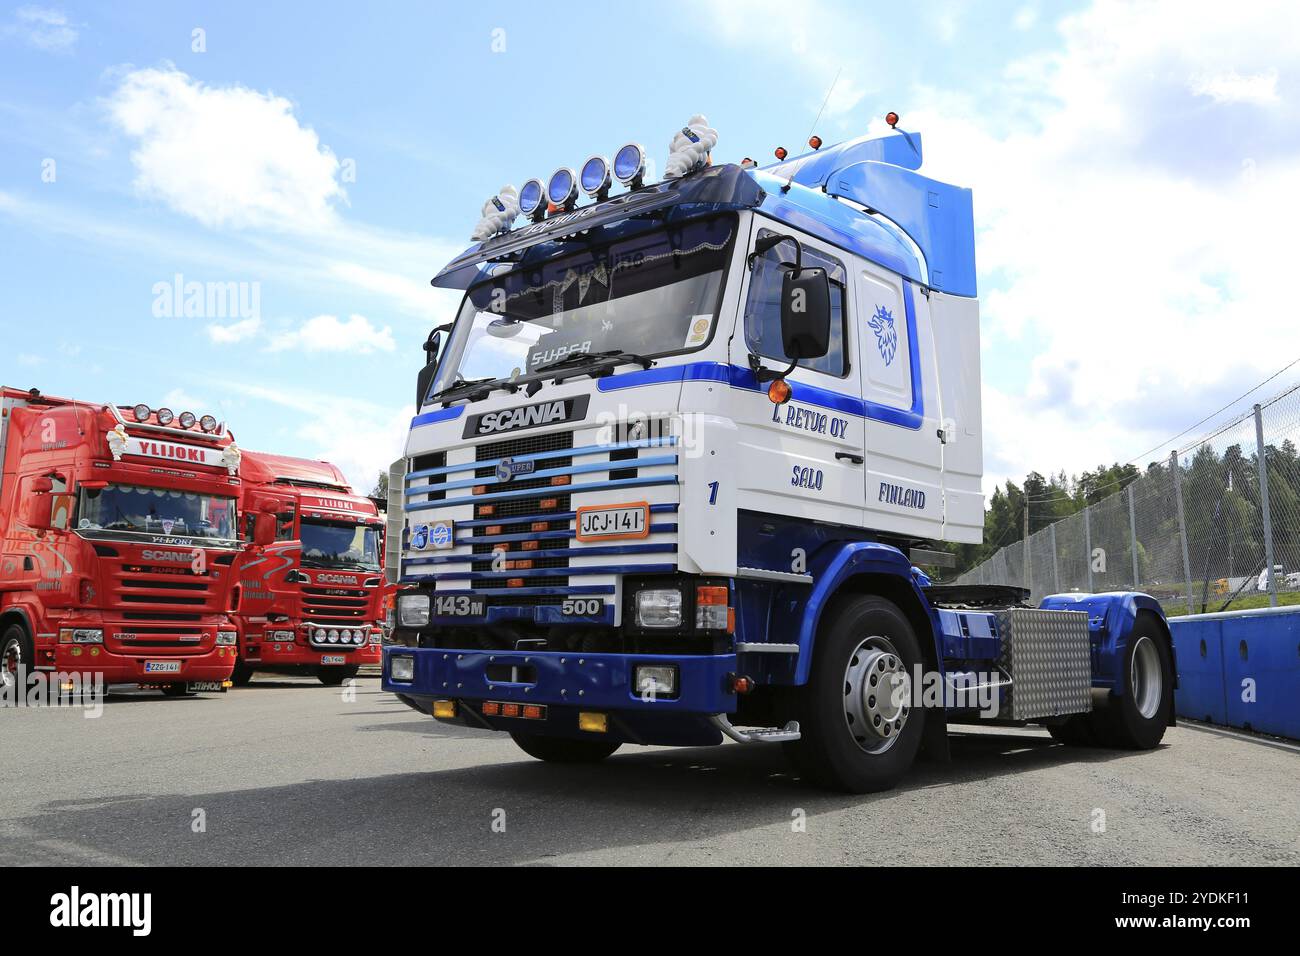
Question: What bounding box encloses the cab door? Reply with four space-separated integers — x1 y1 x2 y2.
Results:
855 261 945 539
729 222 866 534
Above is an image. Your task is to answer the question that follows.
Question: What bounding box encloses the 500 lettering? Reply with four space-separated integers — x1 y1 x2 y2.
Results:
561 598 603 617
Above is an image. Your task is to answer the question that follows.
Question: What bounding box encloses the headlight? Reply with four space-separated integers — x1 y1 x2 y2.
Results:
635 664 678 698
60 628 104 644
216 631 237 645
389 655 415 682
635 588 682 628
397 593 430 627
368 630 382 645
270 630 294 642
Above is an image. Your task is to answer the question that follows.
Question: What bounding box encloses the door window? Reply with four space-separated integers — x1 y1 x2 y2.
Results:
744 230 849 377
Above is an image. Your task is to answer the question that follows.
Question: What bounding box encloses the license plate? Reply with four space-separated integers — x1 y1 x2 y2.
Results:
576 502 649 541
187 681 227 693
433 594 486 617
144 660 181 674
320 655 345 665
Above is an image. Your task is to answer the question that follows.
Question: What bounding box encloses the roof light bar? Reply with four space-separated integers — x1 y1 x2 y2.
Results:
547 167 578 212
613 143 645 188
580 155 611 200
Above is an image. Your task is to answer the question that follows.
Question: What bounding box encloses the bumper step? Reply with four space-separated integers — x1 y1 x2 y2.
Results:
708 713 801 743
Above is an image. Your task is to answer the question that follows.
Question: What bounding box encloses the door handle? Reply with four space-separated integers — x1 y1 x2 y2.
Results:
836 452 864 464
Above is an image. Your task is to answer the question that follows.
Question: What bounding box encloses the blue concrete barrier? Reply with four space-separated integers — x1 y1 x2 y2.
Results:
1168 606 1300 740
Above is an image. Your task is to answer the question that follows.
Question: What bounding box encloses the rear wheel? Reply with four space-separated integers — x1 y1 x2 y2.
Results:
1048 613 1171 749
318 665 359 686
783 595 926 793
1 623 32 693
511 733 621 763
1097 615 1172 749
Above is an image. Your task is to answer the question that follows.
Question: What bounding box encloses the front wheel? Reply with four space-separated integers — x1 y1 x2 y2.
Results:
230 658 255 687
511 733 621 763
318 665 359 686
783 595 926 793
1 623 33 694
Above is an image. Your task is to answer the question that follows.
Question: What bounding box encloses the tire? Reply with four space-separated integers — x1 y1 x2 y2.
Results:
1094 614 1172 749
160 683 191 697
318 664 359 686
230 658 255 687
510 733 621 763
1 622 33 694
783 595 926 793
1047 716 1098 746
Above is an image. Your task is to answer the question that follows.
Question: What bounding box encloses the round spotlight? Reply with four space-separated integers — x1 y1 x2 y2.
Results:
353 632 365 645
547 167 577 209
613 143 646 186
132 403 151 423
199 414 217 433
178 411 196 429
580 155 610 198
314 628 326 642
155 407 175 426
327 629 340 643
518 178 544 216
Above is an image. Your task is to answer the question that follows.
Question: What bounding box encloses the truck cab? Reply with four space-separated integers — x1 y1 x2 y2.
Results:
233 451 386 685
0 387 243 696
382 122 1175 791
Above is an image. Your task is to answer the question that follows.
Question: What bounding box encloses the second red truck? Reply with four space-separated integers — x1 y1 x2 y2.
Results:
233 450 387 686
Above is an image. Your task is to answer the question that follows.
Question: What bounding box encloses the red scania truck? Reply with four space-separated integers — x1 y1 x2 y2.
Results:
0 386 244 696
232 450 387 686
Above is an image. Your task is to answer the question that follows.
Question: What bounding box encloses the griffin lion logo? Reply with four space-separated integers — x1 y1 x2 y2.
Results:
868 304 898 366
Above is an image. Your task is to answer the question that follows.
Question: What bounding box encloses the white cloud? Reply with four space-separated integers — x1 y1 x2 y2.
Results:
266 314 395 354
17 352 43 366
163 387 206 411
7 6 79 53
105 66 345 231
224 382 409 493
1013 5 1038 31
1189 69 1280 105
206 316 261 344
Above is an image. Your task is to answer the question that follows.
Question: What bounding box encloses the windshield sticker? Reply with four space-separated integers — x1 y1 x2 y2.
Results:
684 314 712 348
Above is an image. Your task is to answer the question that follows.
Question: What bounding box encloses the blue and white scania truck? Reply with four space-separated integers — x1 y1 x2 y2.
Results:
382 115 1175 792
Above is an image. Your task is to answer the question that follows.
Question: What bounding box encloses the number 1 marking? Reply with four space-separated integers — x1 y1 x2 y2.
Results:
707 481 719 505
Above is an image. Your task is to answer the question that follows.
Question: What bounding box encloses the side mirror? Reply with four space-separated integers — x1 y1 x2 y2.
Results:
780 266 832 361
23 495 52 532
252 512 276 547
415 328 444 408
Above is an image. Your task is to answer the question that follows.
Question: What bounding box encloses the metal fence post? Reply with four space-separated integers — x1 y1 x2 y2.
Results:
1050 522 1059 594
1171 449 1195 615
1084 505 1094 592
1254 403 1279 608
1128 485 1140 589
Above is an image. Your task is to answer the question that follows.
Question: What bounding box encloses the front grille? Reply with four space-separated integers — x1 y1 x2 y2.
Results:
302 585 371 624
472 432 573 600
111 564 218 613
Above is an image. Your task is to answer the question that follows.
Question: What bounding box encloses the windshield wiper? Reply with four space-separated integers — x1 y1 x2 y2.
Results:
528 350 654 390
427 375 518 407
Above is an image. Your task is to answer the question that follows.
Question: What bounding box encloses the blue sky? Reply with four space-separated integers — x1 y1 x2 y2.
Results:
2 0 1297 496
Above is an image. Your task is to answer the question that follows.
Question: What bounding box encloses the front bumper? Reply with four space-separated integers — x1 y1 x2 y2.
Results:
383 647 739 744
53 645 237 683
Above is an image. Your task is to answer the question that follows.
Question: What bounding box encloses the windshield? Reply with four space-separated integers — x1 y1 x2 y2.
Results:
429 214 735 396
300 519 381 570
77 483 237 542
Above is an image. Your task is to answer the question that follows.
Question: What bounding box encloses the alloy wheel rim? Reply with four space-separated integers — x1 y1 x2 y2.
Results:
843 635 910 755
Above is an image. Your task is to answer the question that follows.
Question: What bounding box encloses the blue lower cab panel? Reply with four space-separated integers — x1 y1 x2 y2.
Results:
384 648 738 745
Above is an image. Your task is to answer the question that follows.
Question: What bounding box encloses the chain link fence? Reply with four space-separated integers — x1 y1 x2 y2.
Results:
957 382 1300 615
